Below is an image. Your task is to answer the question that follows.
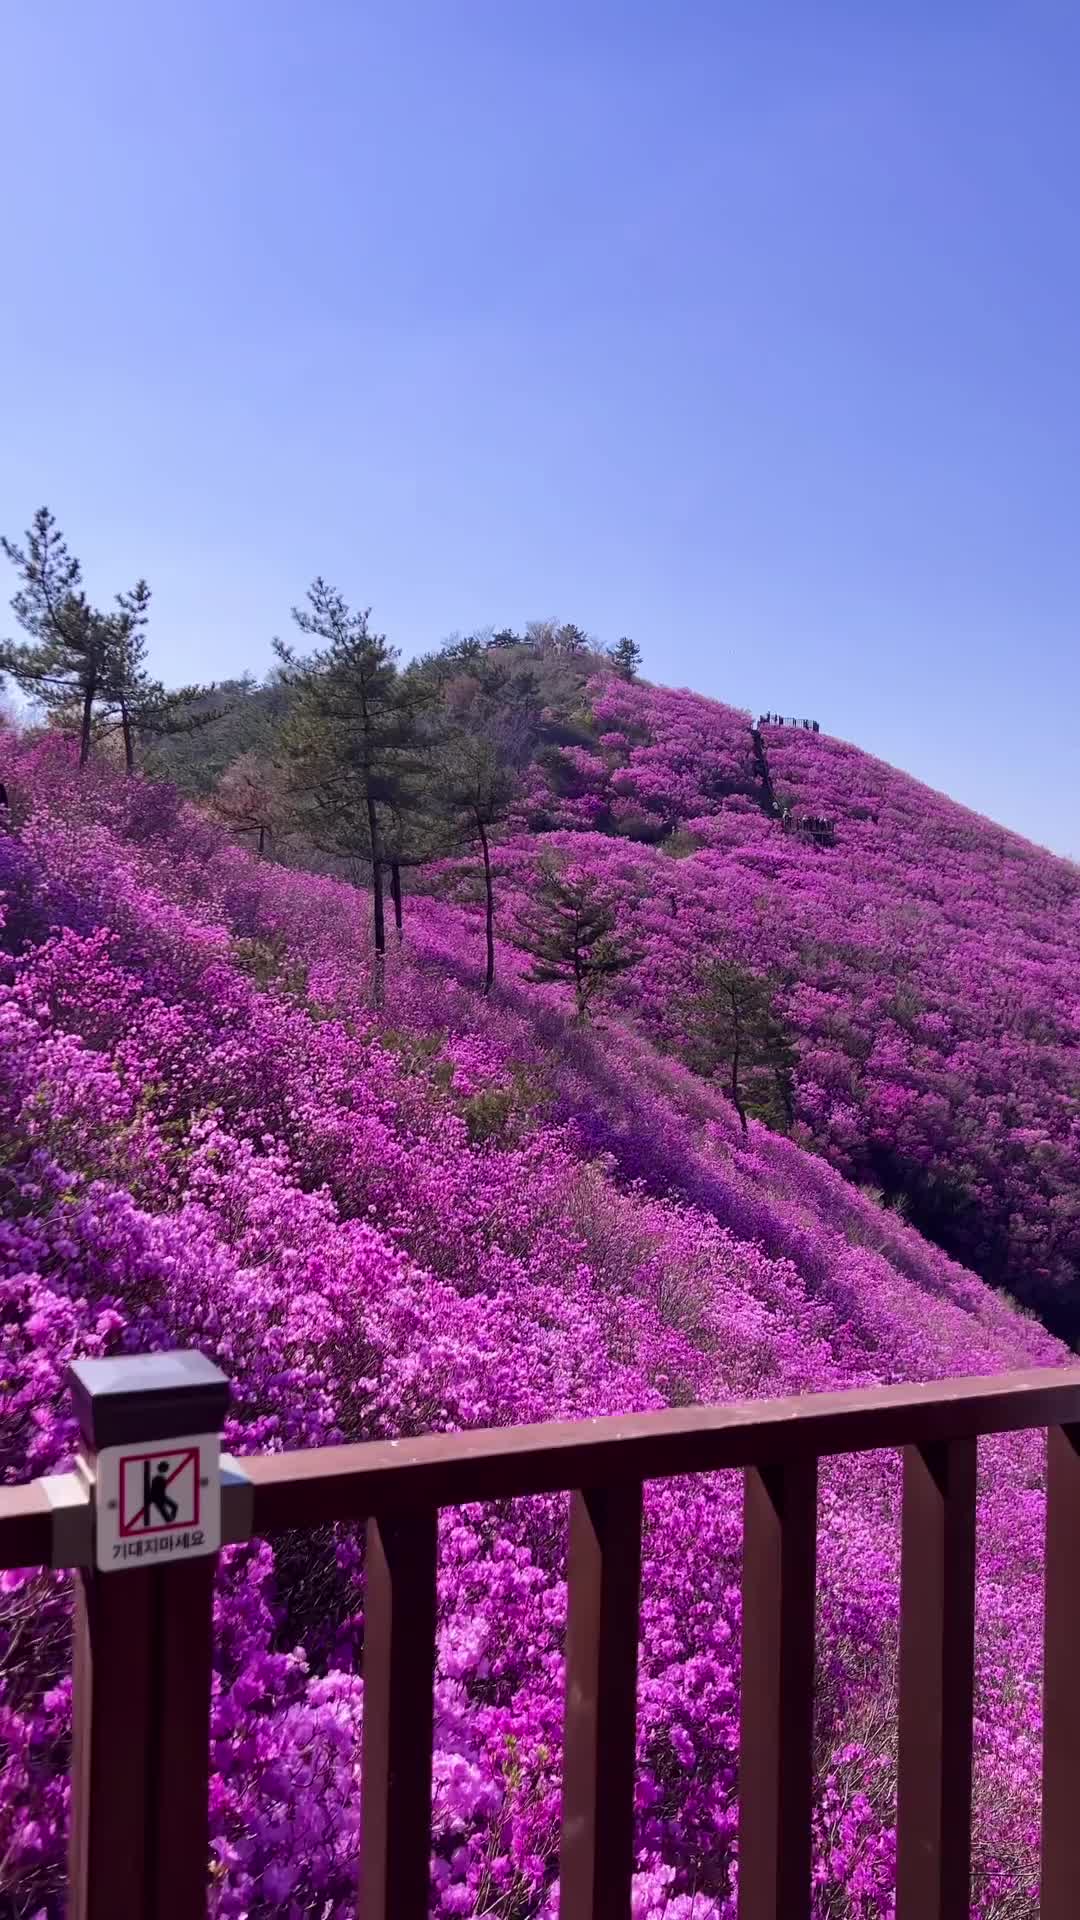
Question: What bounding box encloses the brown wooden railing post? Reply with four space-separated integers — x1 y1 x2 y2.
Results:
560 1482 643 1920
360 1508 439 1920
66 1352 229 1920
738 1458 818 1920
1041 1424 1080 1918
896 1437 977 1920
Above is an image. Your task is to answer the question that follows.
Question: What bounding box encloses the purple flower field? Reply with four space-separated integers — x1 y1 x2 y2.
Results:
503 677 1080 1332
0 711 1074 1917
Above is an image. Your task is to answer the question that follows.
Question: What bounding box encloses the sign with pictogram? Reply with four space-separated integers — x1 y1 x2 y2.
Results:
93 1432 221 1571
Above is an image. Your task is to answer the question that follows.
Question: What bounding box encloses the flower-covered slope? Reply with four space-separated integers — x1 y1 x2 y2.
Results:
506 674 1080 1333
0 731 1068 1918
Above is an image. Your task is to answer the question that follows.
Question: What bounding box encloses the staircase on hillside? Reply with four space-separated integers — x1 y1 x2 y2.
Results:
751 720 835 845
749 725 785 825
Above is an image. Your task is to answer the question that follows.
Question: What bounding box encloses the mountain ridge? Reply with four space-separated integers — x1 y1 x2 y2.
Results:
407 664 1078 1333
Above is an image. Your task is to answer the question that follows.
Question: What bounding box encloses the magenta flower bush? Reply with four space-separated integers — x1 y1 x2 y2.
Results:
0 728 1069 1916
489 674 1080 1334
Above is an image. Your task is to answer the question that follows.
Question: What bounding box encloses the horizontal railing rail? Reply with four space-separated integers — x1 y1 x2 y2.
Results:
2 1361 1079 1920
231 1367 1080 1525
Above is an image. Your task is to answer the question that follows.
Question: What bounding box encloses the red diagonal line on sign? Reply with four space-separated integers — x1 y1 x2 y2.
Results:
121 1448 195 1529
164 1450 195 1491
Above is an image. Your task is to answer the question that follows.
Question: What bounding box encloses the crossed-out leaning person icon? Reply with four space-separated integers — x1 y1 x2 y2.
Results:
142 1458 179 1526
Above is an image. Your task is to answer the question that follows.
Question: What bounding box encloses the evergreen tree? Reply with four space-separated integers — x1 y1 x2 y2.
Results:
146 674 292 795
433 670 529 991
98 581 222 773
377 790 445 941
513 859 639 1022
438 632 486 663
275 580 423 1001
678 959 796 1136
98 578 152 771
1 508 111 768
608 635 642 680
1 508 219 773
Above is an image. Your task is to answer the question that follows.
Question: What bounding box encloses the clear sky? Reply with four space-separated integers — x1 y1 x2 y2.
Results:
2 3 1078 855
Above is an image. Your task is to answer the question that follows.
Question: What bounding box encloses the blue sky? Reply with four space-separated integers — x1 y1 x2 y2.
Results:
1 3 1078 854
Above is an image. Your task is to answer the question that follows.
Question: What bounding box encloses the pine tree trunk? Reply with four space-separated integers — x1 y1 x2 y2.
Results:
78 680 96 770
120 700 134 776
478 818 495 993
372 865 386 1007
390 860 403 942
573 951 588 1023
730 989 749 1136
367 797 386 1008
731 1064 748 1135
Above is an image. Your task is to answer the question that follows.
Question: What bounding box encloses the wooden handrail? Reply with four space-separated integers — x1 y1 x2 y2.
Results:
233 1366 1080 1532
0 1479 55 1569
6 1368 1080 1565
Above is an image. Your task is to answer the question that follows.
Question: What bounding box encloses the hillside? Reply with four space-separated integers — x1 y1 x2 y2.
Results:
159 655 1080 1333
433 669 1077 1336
0 726 1069 1917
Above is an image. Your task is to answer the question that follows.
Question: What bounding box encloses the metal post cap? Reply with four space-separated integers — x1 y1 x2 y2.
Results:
66 1350 231 1451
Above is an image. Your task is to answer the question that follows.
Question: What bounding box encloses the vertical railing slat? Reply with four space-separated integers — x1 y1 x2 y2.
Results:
1040 1423 1080 1918
69 1560 215 1920
560 1483 644 1920
69 1568 156 1920
738 1458 818 1920
151 1557 216 1918
360 1509 439 1920
896 1437 977 1920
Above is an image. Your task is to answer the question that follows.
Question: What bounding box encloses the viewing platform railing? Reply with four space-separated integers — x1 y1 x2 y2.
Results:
3 1360 1080 1919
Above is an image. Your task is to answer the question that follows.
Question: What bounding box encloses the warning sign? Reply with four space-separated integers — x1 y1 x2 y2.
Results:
119 1445 200 1535
93 1432 221 1571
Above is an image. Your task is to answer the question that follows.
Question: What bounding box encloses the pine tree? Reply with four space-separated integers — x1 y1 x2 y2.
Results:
275 580 423 1001
432 670 530 991
99 581 222 773
1 508 220 773
513 859 639 1022
438 632 486 663
679 959 796 1136
377 789 445 942
145 674 292 795
1 508 111 768
608 635 642 680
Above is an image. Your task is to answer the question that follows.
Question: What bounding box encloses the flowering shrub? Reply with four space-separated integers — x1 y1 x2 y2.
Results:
507 676 1080 1335
0 728 1068 1915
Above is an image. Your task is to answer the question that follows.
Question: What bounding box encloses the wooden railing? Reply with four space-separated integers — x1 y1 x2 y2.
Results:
4 1362 1080 1918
